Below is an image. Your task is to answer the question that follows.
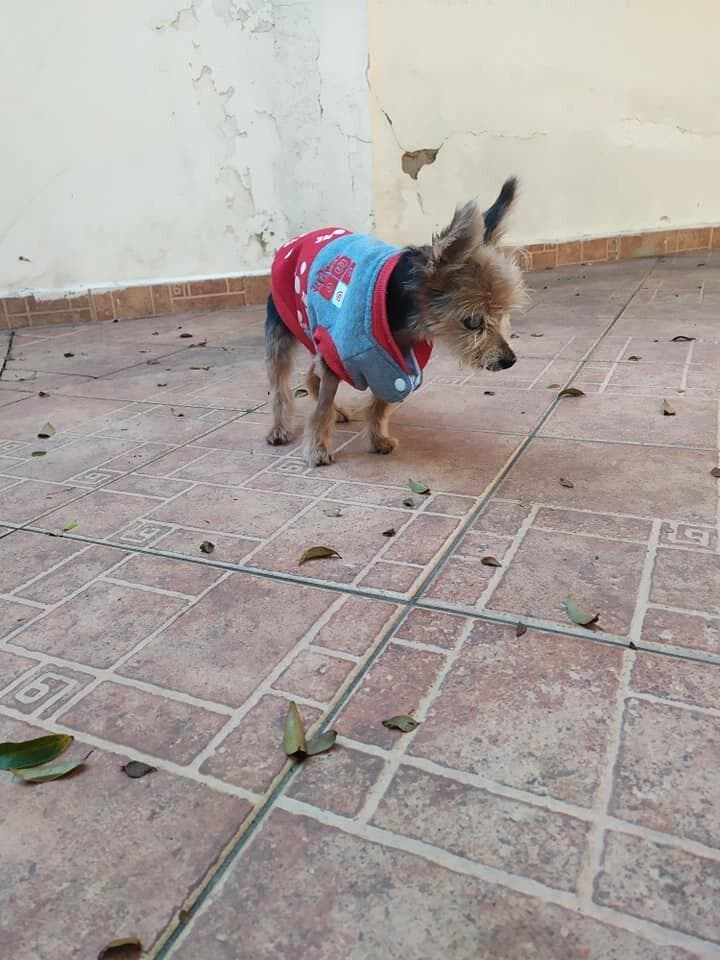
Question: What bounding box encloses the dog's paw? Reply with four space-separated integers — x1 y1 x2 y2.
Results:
371 435 398 456
306 444 333 467
266 426 293 446
334 406 350 424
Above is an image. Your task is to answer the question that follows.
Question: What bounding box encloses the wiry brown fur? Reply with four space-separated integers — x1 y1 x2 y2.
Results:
265 177 527 467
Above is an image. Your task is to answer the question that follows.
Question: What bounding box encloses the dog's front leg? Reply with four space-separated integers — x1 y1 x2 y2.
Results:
366 394 397 455
304 358 340 467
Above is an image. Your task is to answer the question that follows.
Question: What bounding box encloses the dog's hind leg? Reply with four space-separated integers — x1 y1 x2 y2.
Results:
304 357 340 466
265 295 297 446
366 394 397 455
305 365 350 424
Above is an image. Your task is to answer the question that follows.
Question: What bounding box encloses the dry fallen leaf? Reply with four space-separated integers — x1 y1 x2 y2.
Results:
483 390 495 396
408 478 430 495
31 450 46 457
323 507 342 518
190 365 210 371
515 622 528 638
283 701 307 757
530 332 544 337
97 938 142 960
63 352 74 358
563 596 599 628
121 761 156 779
37 422 55 439
12 752 90 783
382 528 396 538
481 556 502 567
628 640 638 650
0 733 73 771
38 390 49 398
179 332 193 339
298 545 341 565
711 467 720 478
558 388 586 399
402 497 415 508
382 715 419 733
294 387 309 398
199 540 215 555
547 383 561 389
627 355 642 361
559 477 574 489
178 909 190 924
662 399 676 417
305 730 337 756
671 335 695 342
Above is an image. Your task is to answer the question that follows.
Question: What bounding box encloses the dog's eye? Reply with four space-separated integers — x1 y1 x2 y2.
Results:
462 316 485 331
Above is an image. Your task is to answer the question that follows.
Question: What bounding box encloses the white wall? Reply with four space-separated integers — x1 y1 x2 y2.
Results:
368 0 720 247
0 0 372 294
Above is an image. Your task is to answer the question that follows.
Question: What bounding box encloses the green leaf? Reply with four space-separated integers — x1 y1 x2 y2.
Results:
0 733 73 771
37 421 55 439
558 387 585 399
305 730 337 756
382 715 419 733
481 556 502 567
298 545 341 566
283 701 307 757
12 752 90 783
97 938 143 960
563 596 599 628
408 478 431 495
62 520 78 533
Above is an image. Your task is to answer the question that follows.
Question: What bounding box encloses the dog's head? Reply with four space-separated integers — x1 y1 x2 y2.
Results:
410 177 526 371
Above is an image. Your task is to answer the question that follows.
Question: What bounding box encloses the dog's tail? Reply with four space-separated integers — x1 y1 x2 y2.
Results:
483 176 517 244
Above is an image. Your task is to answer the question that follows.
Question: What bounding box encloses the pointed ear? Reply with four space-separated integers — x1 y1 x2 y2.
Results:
482 176 517 245
430 200 484 268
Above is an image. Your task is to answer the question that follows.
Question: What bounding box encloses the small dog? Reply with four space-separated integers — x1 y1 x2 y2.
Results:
265 176 526 467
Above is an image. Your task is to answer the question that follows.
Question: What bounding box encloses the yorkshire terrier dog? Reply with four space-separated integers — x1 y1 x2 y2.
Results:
265 176 526 467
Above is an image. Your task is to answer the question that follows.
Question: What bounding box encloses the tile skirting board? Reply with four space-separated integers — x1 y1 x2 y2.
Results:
2 225 718 330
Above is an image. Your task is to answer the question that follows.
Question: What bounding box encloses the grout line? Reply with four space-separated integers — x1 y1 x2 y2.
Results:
597 336 632 392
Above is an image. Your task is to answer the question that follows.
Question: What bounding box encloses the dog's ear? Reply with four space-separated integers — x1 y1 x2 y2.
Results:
430 200 484 269
482 177 517 245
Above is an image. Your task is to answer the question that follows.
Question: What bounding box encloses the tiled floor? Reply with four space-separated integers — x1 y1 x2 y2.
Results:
1 252 719 959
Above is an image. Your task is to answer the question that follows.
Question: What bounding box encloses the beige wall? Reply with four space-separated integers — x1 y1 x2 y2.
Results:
0 0 372 295
368 0 720 248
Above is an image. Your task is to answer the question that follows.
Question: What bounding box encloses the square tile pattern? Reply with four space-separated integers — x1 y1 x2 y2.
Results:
1 254 719 958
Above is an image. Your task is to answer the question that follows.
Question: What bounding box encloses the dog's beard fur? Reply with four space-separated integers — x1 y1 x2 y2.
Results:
399 179 528 371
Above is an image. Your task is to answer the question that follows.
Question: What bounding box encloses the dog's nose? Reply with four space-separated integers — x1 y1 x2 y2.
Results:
498 351 516 370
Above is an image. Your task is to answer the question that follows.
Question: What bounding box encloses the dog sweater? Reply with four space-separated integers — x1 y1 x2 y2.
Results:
270 228 432 403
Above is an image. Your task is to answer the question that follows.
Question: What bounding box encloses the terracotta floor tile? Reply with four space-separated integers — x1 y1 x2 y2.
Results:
153 525 257 564
200 694 322 793
112 551 225 595
58 680 228 764
539 394 717 448
337 640 446 749
171 810 694 960
11 579 186 668
650 548 720 616
0 479 82 524
393 384 552 436
610 698 720 848
38 488 163 538
0 649 37 688
0 436 143 483
273 649 355 703
498 438 717 525
394 607 471 649
286 745 385 817
119 575 335 707
0 598 39 639
357 559 424 594
0 394 134 441
642 607 720 656
487 527 647 634
0 717 250 960
372 765 589 890
148 482 306 539
631 654 720 710
0 529 83 592
595 831 720 943
409 620 624 806
17 544 126 604
0 662 95 719
311 595 400 657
